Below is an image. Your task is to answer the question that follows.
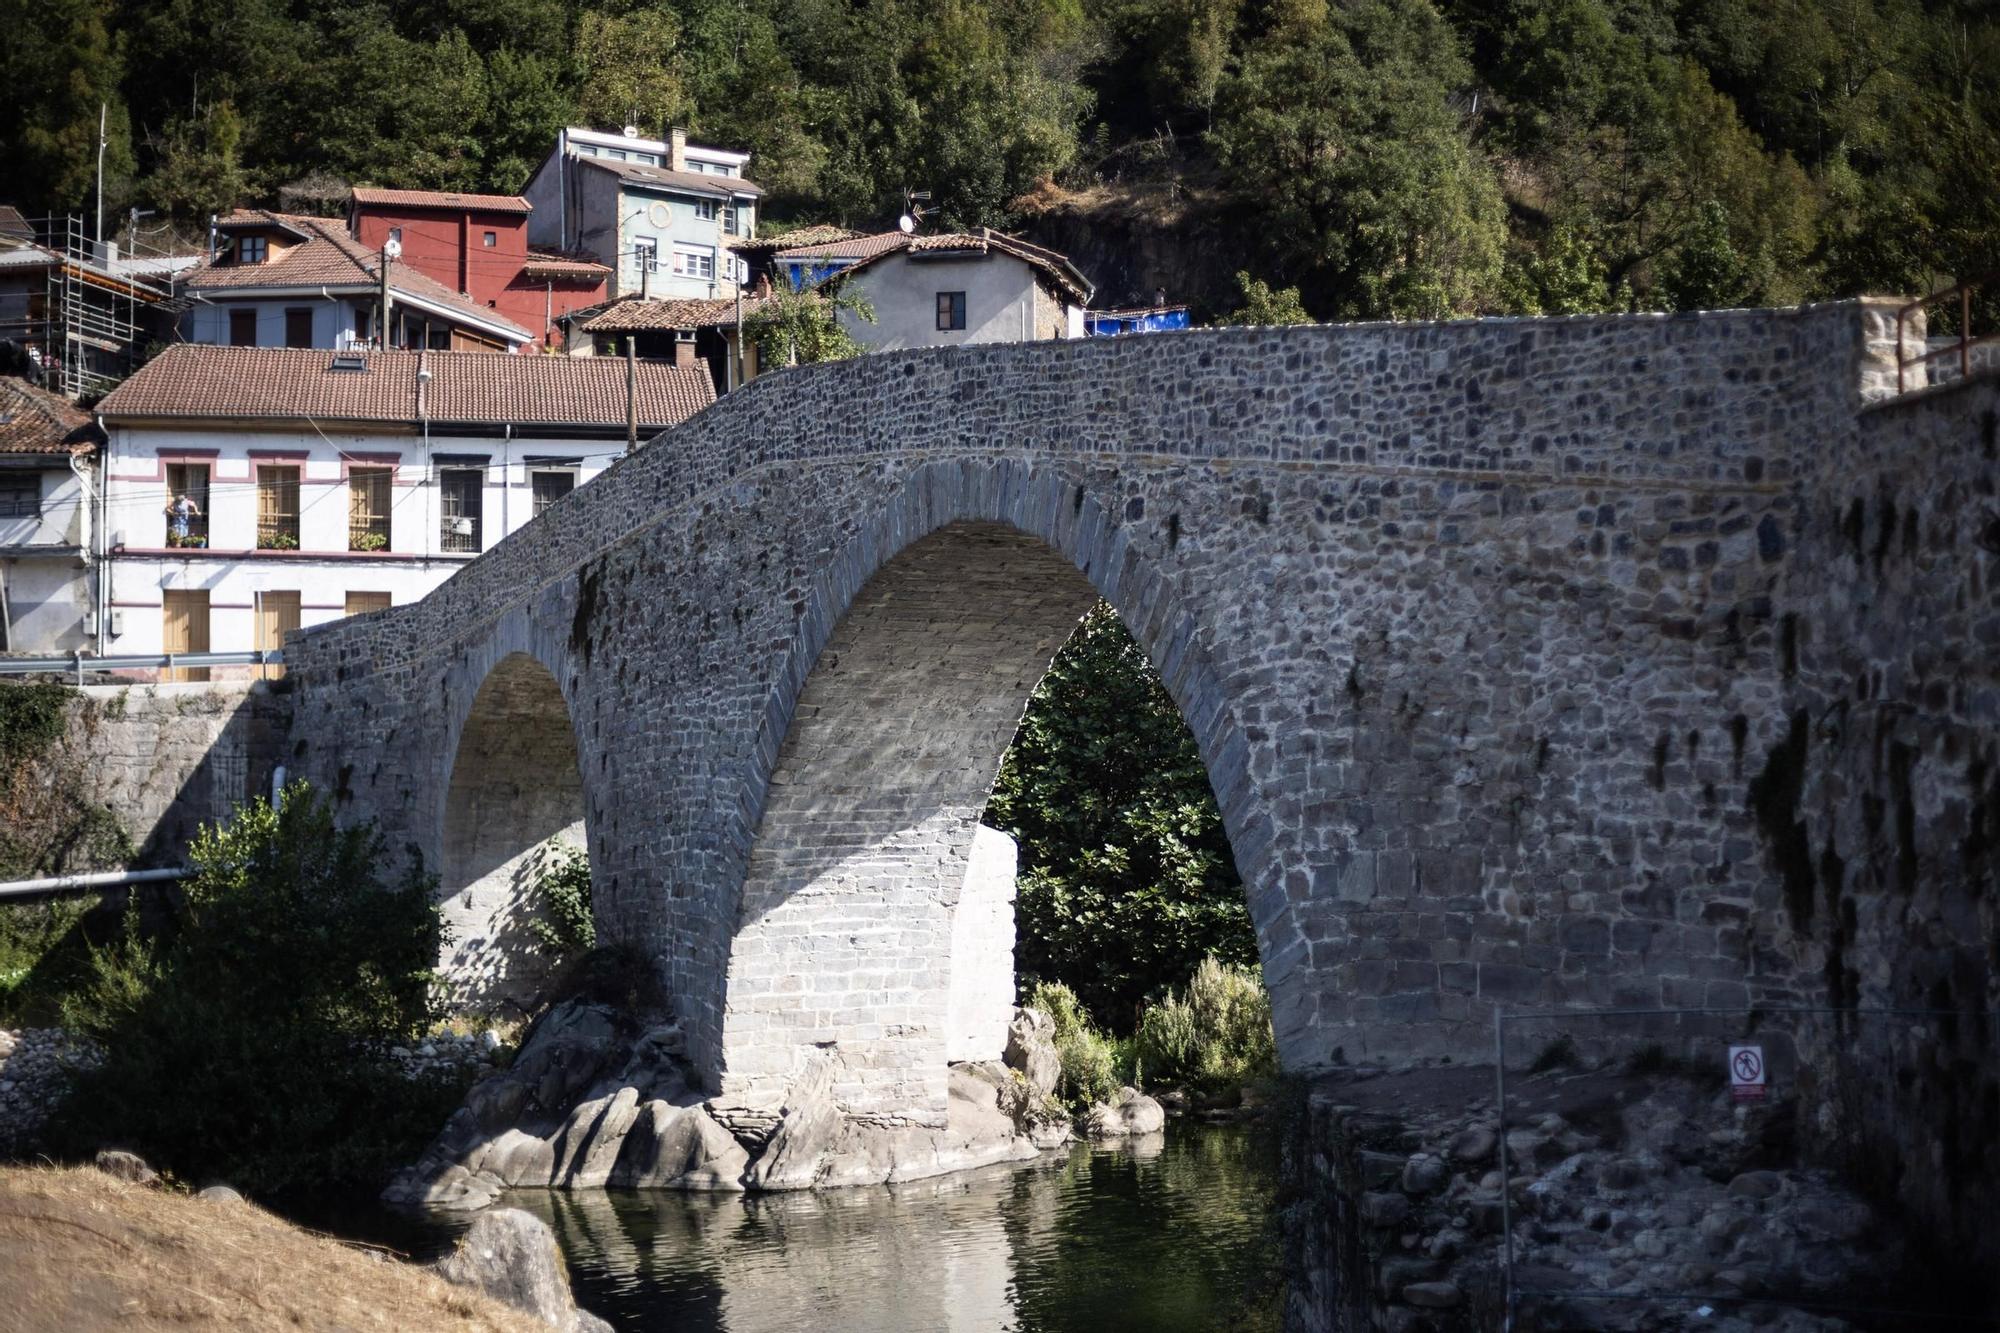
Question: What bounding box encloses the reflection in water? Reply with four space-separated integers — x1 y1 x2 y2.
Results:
490 1121 1282 1333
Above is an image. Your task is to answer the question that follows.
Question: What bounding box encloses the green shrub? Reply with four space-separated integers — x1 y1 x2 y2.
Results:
0 895 96 1025
51 782 460 1189
527 839 594 961
1134 957 1277 1096
1025 979 1128 1109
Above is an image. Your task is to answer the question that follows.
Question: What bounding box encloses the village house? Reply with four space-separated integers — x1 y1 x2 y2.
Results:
522 127 761 301
93 344 713 677
348 188 609 349
0 375 102 653
183 211 534 353
557 292 786 397
773 228 1093 353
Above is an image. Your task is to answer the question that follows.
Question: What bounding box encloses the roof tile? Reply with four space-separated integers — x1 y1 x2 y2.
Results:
98 346 712 431
0 376 98 454
350 187 532 215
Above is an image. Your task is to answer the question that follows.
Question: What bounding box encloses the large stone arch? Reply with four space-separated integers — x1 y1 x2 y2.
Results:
439 640 592 1012
716 458 1294 1123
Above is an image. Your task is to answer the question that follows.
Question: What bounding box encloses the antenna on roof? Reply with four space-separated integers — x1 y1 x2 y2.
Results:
898 190 931 236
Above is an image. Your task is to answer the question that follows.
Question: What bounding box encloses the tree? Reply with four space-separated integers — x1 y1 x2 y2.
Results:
744 279 874 366
0 0 133 213
1209 0 1507 318
1219 271 1313 325
54 783 456 1188
143 100 249 220
987 603 1256 1030
574 8 691 139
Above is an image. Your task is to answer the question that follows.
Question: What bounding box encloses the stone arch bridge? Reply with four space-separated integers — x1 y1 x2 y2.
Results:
286 299 1983 1132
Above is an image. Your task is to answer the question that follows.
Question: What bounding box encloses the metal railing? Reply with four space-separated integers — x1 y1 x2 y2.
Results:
1897 273 2000 393
0 649 282 682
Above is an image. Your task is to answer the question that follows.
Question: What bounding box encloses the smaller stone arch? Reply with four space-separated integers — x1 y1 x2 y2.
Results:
440 649 590 1012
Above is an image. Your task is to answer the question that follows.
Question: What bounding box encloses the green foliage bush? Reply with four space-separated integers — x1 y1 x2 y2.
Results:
1134 958 1278 1096
990 603 1257 1030
527 839 595 961
52 782 460 1190
1025 979 1127 1109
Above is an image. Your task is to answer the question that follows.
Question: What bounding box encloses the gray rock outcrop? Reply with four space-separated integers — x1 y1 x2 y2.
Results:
432 1208 612 1332
387 999 1063 1208
1085 1087 1166 1138
1004 1007 1061 1097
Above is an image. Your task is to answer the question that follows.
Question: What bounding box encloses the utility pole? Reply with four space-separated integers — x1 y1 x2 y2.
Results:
378 243 395 348
94 103 107 248
625 338 638 451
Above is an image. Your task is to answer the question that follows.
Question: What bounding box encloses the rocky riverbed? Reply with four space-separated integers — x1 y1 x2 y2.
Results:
0 1027 102 1156
1285 1061 1941 1332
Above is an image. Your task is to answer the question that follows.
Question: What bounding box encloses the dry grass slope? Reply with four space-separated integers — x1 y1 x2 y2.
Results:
0 1166 549 1332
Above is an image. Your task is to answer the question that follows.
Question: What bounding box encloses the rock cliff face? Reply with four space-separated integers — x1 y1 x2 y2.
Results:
386 1000 1071 1209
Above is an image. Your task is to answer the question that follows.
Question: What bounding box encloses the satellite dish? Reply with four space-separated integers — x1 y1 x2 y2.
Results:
897 214 916 235
383 236 403 261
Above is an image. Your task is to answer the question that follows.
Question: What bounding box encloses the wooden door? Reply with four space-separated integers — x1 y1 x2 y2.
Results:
162 589 210 683
255 590 300 679
344 591 391 616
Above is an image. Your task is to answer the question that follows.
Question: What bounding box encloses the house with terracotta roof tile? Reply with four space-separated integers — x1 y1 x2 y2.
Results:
775 228 1094 353
92 344 713 676
0 375 103 652
522 127 760 301
184 211 534 353
347 188 609 349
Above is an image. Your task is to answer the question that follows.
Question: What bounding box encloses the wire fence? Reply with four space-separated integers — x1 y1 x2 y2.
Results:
1491 1004 2000 1331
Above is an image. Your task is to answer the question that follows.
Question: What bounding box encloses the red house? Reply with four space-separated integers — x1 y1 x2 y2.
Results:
349 188 609 349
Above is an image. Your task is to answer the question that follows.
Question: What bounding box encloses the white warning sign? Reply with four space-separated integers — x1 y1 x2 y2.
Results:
1729 1044 1767 1102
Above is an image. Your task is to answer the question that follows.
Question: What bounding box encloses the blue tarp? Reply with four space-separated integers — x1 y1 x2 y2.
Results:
1085 307 1191 336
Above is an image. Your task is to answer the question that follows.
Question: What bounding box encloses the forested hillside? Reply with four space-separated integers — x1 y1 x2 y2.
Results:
3 0 1994 318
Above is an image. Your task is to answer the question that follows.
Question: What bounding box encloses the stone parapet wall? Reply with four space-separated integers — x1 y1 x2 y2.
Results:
283 301 1896 1116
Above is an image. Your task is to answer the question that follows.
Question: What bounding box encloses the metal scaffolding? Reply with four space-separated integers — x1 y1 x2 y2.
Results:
2 214 186 401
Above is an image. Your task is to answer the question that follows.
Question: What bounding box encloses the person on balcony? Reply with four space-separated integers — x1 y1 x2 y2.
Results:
165 490 203 546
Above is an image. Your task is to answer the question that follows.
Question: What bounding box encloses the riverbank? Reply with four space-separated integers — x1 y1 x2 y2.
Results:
0 1164 562 1332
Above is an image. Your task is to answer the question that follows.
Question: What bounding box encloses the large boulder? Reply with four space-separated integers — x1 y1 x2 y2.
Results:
432 1208 611 1331
93 1150 159 1187
1085 1087 1167 1139
742 1051 845 1190
1004 1007 1061 1097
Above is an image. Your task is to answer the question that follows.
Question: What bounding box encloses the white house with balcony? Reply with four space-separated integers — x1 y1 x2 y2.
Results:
92 344 713 676
522 127 761 301
0 375 101 653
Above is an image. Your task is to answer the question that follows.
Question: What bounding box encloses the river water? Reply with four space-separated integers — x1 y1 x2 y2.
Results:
312 1120 1283 1333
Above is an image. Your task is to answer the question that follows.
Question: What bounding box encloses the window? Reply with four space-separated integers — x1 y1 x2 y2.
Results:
0 473 37 519
634 237 658 273
348 467 391 551
345 591 391 617
694 199 717 221
673 247 714 280
165 463 209 547
632 152 659 166
256 464 300 549
439 467 483 553
936 291 967 331
531 469 575 517
722 202 739 236
235 235 266 265
388 227 402 245
229 308 258 346
482 230 497 247
284 307 313 348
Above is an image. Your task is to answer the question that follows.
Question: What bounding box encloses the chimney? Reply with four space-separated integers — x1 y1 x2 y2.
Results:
754 272 772 298
673 336 697 368
669 127 688 173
